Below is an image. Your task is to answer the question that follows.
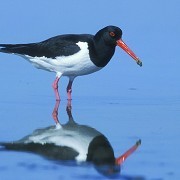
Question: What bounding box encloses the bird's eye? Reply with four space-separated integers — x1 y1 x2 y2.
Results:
109 32 116 37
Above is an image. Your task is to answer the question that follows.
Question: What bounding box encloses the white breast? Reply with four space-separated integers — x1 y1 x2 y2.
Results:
22 42 102 77
22 125 101 162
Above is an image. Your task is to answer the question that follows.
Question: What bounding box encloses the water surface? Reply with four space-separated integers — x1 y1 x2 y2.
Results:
0 94 179 180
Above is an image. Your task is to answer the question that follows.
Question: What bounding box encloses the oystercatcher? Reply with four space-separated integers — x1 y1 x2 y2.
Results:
0 26 142 100
0 101 141 176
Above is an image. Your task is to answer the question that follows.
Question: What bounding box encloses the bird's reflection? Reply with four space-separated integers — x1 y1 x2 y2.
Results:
0 100 141 178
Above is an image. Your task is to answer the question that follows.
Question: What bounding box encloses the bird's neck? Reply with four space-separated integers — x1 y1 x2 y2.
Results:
88 37 116 68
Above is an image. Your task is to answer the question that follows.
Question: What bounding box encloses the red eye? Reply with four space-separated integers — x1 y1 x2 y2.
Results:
109 32 115 37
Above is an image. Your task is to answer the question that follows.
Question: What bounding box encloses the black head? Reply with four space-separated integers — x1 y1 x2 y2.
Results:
89 25 142 67
94 25 142 67
94 26 122 46
86 135 120 176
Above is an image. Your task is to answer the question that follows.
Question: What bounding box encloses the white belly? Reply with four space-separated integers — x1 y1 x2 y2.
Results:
21 42 102 77
21 125 101 162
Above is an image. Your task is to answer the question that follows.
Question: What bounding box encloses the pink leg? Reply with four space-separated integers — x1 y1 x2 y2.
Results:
66 100 75 124
52 76 60 101
52 100 60 124
67 78 74 100
66 100 72 117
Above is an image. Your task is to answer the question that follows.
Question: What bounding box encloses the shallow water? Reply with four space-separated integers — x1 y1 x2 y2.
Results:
0 94 179 180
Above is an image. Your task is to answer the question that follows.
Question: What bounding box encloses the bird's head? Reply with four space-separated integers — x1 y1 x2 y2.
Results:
95 26 142 67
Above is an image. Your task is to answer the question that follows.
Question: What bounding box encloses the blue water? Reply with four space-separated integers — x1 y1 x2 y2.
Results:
0 94 179 180
0 0 180 179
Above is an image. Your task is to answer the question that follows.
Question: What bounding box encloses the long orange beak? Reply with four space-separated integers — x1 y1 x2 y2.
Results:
115 139 141 165
117 39 142 67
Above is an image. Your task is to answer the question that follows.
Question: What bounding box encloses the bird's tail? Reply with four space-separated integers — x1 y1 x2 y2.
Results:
0 142 9 150
0 43 37 56
0 44 23 54
0 142 25 151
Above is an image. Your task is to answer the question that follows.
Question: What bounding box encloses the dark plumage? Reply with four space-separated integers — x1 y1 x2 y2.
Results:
0 26 142 100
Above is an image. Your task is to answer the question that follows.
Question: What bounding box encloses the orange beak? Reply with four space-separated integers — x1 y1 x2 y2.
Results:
117 39 142 67
115 139 141 165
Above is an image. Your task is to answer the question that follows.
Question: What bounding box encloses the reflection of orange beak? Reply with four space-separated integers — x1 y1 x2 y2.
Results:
115 139 141 165
117 39 142 67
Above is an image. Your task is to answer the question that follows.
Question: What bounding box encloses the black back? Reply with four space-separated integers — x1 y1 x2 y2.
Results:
0 26 123 68
0 142 79 161
0 35 89 58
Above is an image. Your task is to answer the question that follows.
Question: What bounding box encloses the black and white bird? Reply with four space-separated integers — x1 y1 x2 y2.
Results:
0 26 142 100
0 106 141 176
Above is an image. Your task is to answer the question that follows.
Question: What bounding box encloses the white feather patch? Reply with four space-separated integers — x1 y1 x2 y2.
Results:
21 42 101 77
20 125 101 162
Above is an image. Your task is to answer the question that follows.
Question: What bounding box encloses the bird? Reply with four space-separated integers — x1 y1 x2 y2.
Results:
0 25 142 101
0 102 141 176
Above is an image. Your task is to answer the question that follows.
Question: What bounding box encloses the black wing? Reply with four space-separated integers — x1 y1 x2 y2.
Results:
0 142 79 161
0 34 90 58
